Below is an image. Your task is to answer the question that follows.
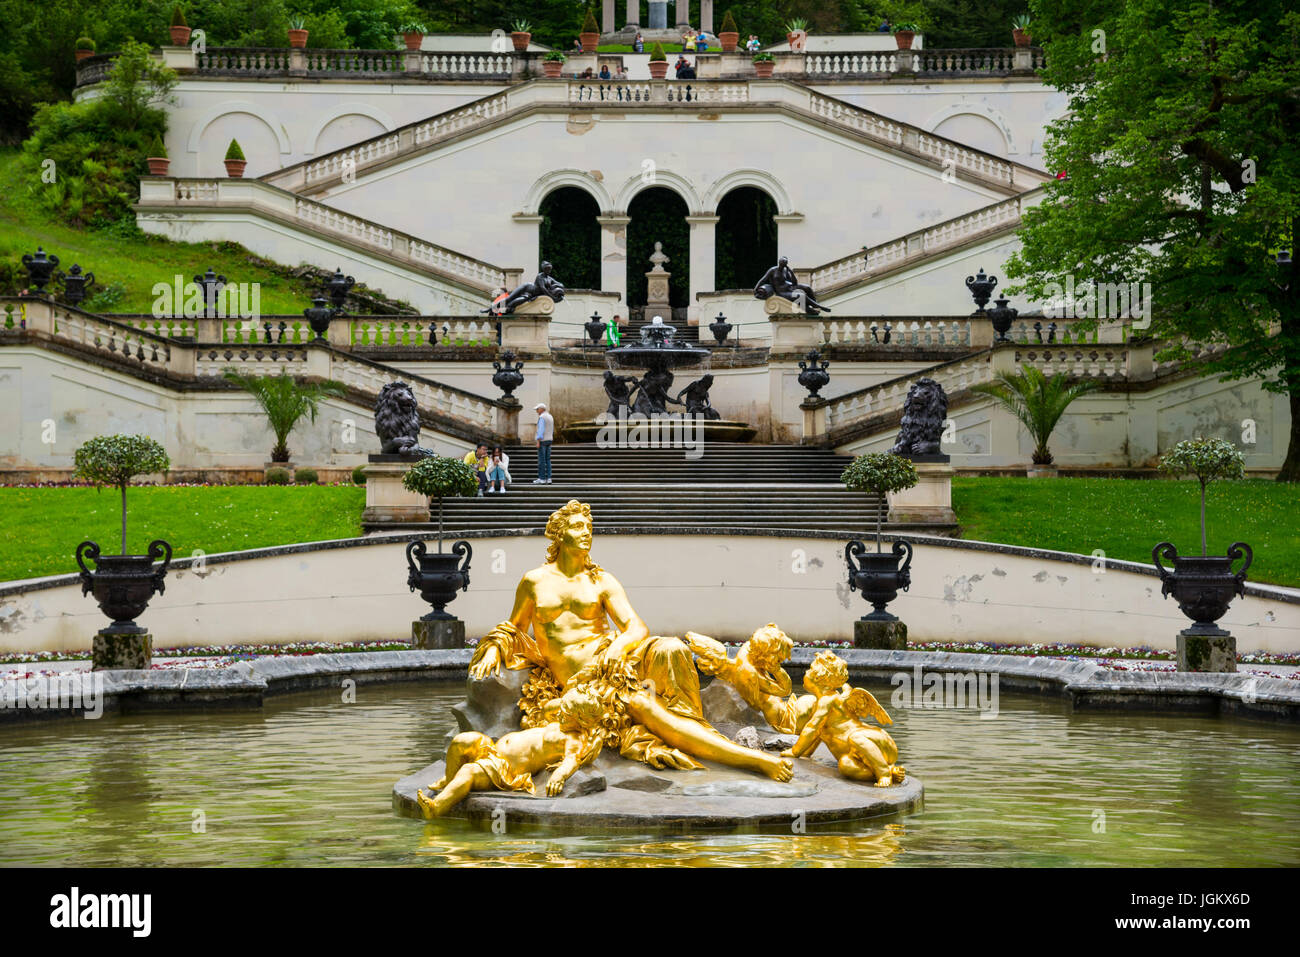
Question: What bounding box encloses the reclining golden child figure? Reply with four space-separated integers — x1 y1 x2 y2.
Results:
468 500 793 782
781 651 906 787
686 623 807 734
415 688 606 818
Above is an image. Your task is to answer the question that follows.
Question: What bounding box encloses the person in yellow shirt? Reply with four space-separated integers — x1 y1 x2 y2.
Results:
463 442 490 495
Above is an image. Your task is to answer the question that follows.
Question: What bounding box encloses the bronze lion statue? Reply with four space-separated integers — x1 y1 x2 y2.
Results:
888 378 948 456
375 382 434 456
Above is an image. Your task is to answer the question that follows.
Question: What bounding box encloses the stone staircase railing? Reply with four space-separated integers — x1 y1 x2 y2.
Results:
138 177 508 294
191 46 511 78
108 314 500 349
819 317 974 348
805 47 1044 78
825 351 994 432
810 187 1047 292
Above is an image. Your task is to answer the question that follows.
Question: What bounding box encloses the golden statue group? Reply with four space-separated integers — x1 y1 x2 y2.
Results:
416 500 906 818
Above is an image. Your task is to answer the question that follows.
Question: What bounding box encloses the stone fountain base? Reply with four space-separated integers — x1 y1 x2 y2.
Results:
560 418 757 443
392 668 922 831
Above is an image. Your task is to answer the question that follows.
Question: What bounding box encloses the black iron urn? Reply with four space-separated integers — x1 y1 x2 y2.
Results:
326 268 355 312
845 539 913 621
492 350 525 399
965 267 997 313
798 349 830 399
708 312 733 345
58 264 96 306
1152 541 1252 634
406 540 472 620
585 312 607 345
22 247 60 294
75 539 173 634
303 296 335 341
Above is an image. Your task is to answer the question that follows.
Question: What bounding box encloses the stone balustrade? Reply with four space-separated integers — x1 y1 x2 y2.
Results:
820 318 973 348
825 351 994 432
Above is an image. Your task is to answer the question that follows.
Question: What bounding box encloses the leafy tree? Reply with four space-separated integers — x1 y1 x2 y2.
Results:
1006 0 1300 480
970 363 1101 465
73 433 171 554
841 452 918 549
402 455 478 549
1160 437 1246 555
100 38 177 130
221 370 347 462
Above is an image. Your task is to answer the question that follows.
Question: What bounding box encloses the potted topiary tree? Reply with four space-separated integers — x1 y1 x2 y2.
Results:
288 16 309 48
400 21 426 50
169 5 191 46
402 456 478 632
543 50 567 77
752 50 775 77
221 369 346 478
1153 438 1252 668
146 134 169 175
580 9 600 53
841 452 919 624
223 138 246 177
971 363 1101 477
1011 14 1032 47
76 37 96 61
510 18 533 52
72 434 173 669
892 22 919 49
648 42 669 78
718 10 739 53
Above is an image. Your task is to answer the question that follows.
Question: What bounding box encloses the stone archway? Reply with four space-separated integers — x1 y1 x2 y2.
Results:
539 187 602 291
715 186 778 290
626 186 690 307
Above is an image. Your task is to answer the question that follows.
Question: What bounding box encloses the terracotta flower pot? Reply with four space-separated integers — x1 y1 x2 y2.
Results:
170 25 191 46
786 30 807 52
288 28 309 48
1013 29 1031 47
76 49 94 61
224 158 247 178
894 31 915 50
511 31 531 52
403 32 423 50
649 60 669 78
147 157 170 176
581 32 599 52
719 31 739 53
542 60 564 77
1026 464 1058 478
753 60 774 78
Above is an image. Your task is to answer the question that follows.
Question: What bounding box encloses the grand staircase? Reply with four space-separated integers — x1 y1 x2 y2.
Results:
423 444 888 533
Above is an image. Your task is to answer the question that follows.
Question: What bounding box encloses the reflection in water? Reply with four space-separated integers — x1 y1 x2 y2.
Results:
1 684 1298 867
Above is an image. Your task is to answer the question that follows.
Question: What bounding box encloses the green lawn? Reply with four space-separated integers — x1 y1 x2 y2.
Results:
953 477 1300 587
0 150 327 314
0 486 364 583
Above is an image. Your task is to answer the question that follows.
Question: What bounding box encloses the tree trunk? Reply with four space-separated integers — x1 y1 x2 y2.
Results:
1278 384 1300 482
437 498 444 553
875 507 883 553
120 483 128 555
1200 480 1207 557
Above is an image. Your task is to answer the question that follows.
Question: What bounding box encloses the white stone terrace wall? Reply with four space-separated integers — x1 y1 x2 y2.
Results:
2 533 1295 654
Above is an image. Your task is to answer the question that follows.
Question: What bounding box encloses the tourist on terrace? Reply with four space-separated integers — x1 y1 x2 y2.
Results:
746 35 761 53
487 445 512 494
463 442 490 495
599 63 611 79
696 30 708 52
633 33 644 52
534 404 554 484
616 64 629 79
878 18 891 32
582 66 595 78
684 30 697 51
607 315 623 346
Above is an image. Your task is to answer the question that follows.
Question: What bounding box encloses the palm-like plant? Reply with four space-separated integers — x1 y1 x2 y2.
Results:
222 370 346 462
970 364 1101 466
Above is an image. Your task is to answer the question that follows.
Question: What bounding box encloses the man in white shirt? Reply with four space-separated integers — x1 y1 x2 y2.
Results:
534 403 554 484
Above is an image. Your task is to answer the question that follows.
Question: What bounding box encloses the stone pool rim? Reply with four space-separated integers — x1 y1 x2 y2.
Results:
2 648 1297 724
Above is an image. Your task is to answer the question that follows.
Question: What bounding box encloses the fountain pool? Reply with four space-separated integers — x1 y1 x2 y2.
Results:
2 681 1297 867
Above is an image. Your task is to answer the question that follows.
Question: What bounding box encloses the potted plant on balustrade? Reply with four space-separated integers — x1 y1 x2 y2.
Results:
841 452 919 629
72 434 173 671
892 22 920 50
221 369 347 481
970 363 1101 477
169 5 190 46
75 37 96 62
288 16 309 49
400 21 426 51
223 138 246 177
543 50 567 78
402 456 478 635
784 17 808 51
510 19 533 52
1152 438 1252 670
648 43 669 78
146 134 169 176
580 9 600 53
752 51 775 78
1011 14 1032 47
718 10 740 53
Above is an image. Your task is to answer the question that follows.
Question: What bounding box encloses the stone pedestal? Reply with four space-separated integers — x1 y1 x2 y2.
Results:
887 458 957 525
854 619 908 650
362 455 430 524
1176 629 1237 673
413 618 466 649
644 241 672 318
92 629 152 670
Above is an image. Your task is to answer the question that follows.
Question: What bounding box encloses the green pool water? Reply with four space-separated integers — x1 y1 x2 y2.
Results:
2 682 1298 867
